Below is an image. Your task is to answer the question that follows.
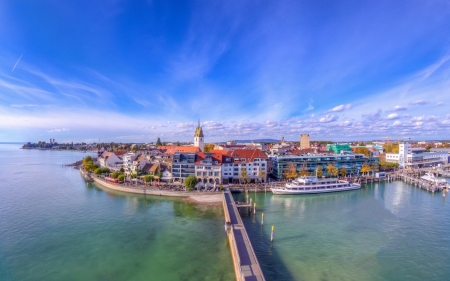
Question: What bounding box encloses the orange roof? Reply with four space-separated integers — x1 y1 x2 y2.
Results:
159 146 200 154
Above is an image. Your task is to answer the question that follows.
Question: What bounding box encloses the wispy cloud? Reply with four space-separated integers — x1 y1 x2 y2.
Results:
11 53 24 72
327 104 352 112
303 99 314 112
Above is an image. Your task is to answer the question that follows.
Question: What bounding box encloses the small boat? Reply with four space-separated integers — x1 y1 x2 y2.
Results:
271 176 361 195
420 172 447 186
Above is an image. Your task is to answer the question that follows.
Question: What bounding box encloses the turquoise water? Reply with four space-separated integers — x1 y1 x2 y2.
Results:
235 181 450 280
0 144 234 281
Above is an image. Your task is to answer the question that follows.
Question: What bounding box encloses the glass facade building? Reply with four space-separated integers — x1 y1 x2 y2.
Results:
272 154 378 180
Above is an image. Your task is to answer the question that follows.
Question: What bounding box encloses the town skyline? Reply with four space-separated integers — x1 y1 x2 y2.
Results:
1 1 450 142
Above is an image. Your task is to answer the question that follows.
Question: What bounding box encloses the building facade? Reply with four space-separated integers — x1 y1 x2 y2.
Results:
300 134 310 149
221 149 268 184
326 143 352 154
171 152 196 183
272 154 378 180
385 143 448 168
195 152 222 185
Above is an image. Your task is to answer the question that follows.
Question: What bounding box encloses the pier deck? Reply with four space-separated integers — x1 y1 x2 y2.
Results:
223 190 265 281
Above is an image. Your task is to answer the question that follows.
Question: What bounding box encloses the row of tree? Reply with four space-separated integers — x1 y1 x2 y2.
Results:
283 162 377 179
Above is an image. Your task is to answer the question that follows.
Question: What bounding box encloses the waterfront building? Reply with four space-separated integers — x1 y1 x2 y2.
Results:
122 152 140 173
385 143 448 168
98 151 125 170
326 143 352 154
193 120 204 151
272 153 377 180
130 154 149 174
195 152 222 185
300 134 310 149
171 152 196 183
222 149 268 184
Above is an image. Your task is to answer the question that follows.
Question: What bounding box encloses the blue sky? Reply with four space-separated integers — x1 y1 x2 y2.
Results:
1 0 450 143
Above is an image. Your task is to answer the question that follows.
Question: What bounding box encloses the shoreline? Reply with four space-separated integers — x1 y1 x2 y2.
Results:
81 169 223 204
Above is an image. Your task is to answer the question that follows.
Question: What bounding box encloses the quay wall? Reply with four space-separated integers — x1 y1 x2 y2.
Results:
80 169 223 202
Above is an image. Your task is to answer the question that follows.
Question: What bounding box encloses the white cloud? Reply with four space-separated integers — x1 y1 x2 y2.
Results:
436 102 444 106
393 120 402 126
303 99 314 112
386 113 399 120
393 105 407 111
319 115 337 123
328 104 352 112
412 100 428 105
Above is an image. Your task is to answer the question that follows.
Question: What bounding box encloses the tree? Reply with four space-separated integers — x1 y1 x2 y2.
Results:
94 168 102 175
354 147 371 157
184 175 198 191
284 162 298 179
326 164 338 177
316 165 323 178
118 174 125 182
82 156 93 165
156 137 162 146
239 167 249 183
84 161 96 172
111 171 120 178
258 171 266 182
203 143 215 152
176 141 180 146
339 167 347 177
299 163 309 176
143 175 154 185
360 163 371 175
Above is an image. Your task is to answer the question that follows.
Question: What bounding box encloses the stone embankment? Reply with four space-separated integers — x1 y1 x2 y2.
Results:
80 169 223 203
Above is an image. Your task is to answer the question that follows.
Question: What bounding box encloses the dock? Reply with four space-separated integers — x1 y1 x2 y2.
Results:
223 189 265 281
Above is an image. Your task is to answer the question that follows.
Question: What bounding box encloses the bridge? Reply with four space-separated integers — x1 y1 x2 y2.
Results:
223 189 265 281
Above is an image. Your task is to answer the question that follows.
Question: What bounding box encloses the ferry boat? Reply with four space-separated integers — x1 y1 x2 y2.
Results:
271 176 361 195
420 172 447 186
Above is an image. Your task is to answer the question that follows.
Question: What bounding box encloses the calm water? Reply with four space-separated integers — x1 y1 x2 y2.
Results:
0 144 234 281
235 181 450 280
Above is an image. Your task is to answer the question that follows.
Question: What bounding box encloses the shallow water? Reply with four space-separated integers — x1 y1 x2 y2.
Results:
0 144 234 281
235 180 450 281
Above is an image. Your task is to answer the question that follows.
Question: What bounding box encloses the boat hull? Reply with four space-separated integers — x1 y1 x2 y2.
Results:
271 184 361 195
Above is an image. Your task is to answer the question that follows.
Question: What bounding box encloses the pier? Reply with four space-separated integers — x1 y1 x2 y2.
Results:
223 189 265 281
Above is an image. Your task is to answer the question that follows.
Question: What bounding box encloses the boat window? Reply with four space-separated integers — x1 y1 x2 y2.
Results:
300 188 304 190
293 188 297 190
312 182 316 185
312 187 316 189
305 188 310 190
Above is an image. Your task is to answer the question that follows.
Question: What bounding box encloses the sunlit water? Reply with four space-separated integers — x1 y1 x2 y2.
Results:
0 144 233 281
235 180 450 281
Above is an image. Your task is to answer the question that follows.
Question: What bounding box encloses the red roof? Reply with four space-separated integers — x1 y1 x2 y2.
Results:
225 149 267 163
195 152 223 165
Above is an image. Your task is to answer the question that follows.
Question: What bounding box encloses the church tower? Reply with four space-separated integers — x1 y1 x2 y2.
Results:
194 120 204 151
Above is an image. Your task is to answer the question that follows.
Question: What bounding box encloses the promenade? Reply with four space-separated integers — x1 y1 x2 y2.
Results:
80 169 223 203
223 189 265 281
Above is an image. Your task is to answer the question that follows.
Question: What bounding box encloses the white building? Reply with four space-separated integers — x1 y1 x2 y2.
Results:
222 149 268 184
195 152 222 185
122 152 140 173
385 143 448 168
98 151 124 170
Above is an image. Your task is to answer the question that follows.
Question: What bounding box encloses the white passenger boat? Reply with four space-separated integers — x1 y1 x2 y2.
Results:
271 176 361 195
420 172 447 186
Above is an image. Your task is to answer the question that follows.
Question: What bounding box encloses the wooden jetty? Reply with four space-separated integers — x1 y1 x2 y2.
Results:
223 189 265 281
